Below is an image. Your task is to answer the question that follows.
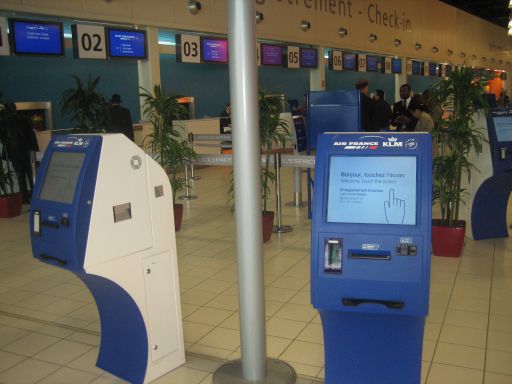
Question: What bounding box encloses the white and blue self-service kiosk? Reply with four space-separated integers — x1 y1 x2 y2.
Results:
30 134 185 384
462 111 512 240
311 133 432 384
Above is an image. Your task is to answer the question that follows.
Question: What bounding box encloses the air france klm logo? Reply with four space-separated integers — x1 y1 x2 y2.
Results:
333 141 379 150
382 137 402 147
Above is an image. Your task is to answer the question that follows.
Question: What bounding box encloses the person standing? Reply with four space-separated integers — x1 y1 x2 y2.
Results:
422 89 443 124
373 89 392 130
219 103 231 134
392 84 417 131
107 94 134 141
356 78 376 132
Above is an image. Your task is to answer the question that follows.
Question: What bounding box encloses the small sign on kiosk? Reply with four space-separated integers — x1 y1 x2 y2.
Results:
311 132 432 384
30 134 185 384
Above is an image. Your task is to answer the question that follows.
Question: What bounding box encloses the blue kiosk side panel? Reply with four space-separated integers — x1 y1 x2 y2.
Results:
471 112 512 239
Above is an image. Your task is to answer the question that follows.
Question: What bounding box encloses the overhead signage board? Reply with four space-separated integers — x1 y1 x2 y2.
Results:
358 54 367 72
406 59 413 75
287 45 300 68
0 17 10 56
331 50 342 71
176 34 201 64
72 24 107 60
384 57 392 74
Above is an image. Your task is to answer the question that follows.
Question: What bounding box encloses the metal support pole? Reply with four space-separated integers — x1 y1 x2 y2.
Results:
273 153 293 234
190 163 201 180
286 164 303 207
213 1 295 383
178 162 198 200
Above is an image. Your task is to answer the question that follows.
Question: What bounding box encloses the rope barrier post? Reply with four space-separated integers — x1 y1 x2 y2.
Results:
179 162 198 200
272 152 293 234
187 132 201 181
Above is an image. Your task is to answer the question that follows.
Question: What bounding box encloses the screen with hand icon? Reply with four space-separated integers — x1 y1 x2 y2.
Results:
327 156 417 225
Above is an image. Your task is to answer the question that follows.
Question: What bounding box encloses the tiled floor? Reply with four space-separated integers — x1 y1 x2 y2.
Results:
1 165 512 384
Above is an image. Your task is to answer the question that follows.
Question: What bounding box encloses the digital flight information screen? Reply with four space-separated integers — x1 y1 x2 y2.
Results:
39 152 86 204
327 156 417 225
493 116 512 142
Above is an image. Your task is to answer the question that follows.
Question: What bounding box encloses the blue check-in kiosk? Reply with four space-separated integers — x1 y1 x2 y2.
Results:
311 133 432 384
30 134 185 384
463 111 512 239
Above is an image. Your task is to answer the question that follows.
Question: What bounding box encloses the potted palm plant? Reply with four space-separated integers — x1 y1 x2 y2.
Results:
259 91 289 242
140 85 196 231
431 66 489 257
0 100 23 218
61 75 109 133
228 91 289 242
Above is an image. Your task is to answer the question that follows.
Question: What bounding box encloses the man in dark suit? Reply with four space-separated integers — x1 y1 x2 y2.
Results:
373 89 392 130
392 84 417 131
356 78 376 132
107 94 134 141
219 103 231 134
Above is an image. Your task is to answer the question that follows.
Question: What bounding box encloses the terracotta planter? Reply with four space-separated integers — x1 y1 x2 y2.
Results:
173 203 184 232
0 193 23 218
432 219 466 257
262 211 274 243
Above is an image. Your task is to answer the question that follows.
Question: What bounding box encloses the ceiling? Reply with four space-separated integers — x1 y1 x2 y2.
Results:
440 0 510 28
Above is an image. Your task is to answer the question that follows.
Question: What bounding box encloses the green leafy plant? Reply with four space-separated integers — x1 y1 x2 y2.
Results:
61 75 108 133
139 85 196 204
0 99 17 197
228 91 290 213
432 66 489 227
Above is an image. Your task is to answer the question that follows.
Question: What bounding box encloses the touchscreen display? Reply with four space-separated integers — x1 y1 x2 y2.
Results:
39 152 85 204
327 156 417 225
493 116 512 142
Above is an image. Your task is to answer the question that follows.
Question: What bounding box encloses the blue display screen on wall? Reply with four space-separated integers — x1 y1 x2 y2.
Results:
392 58 402 74
300 48 318 68
342 53 357 71
201 38 228 64
429 63 438 76
107 28 147 59
366 55 379 72
412 60 422 75
261 44 283 66
327 156 417 225
10 19 64 56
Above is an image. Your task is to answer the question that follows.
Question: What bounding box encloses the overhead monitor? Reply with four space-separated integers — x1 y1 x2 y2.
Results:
107 28 147 59
366 55 379 72
261 44 283 66
300 47 318 68
201 37 228 64
412 60 422 75
428 63 438 77
327 155 417 225
391 58 402 74
342 53 357 71
10 18 64 56
39 152 86 204
493 116 512 142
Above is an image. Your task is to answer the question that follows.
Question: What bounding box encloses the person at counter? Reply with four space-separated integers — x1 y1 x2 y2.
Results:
373 89 392 130
392 84 417 131
107 94 134 141
355 78 376 132
219 103 231 134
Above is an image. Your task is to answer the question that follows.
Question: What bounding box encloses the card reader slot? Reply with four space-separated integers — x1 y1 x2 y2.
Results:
39 254 67 266
348 249 391 260
342 298 404 309
42 221 60 229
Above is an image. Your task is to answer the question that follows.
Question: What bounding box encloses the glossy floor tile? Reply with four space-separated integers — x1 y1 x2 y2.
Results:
0 165 512 383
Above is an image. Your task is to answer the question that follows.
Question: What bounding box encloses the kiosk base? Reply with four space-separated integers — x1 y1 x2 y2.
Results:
320 310 424 384
213 358 296 384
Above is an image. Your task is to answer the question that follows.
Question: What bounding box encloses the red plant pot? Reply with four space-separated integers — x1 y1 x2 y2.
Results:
262 211 274 243
0 193 23 218
432 219 466 257
173 204 184 232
